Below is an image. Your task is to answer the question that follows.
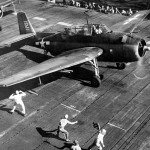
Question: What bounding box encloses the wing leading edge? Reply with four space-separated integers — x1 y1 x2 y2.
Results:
0 47 102 87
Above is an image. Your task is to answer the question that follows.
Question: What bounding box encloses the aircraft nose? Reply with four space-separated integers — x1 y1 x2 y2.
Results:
138 39 147 57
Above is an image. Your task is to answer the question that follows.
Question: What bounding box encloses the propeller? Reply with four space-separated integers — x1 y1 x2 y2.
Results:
133 57 148 79
133 43 150 79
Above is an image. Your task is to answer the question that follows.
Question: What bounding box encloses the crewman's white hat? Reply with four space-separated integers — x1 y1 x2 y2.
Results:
102 129 106 135
65 114 68 118
16 90 19 94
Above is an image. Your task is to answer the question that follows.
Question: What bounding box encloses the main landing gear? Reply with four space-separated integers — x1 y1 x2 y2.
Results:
89 58 103 87
38 77 43 86
116 63 126 70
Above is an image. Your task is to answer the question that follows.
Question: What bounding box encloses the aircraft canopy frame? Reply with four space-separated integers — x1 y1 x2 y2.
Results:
64 24 111 36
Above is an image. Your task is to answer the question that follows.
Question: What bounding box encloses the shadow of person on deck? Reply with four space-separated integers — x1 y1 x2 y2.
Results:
87 139 96 150
45 140 87 150
47 141 74 149
0 104 12 113
36 127 66 141
37 127 87 150
0 102 26 116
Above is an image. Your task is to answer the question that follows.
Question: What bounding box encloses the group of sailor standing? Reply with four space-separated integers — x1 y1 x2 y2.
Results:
48 0 135 16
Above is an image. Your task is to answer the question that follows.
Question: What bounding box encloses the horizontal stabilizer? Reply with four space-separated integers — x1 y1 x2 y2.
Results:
0 33 35 47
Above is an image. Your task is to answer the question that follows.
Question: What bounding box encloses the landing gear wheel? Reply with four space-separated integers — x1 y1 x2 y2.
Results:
116 63 126 70
91 76 101 87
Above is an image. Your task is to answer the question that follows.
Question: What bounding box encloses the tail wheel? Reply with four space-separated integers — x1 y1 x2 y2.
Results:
91 76 101 87
116 63 126 70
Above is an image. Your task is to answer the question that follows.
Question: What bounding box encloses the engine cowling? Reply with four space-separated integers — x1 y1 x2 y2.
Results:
138 39 147 57
122 34 146 62
98 33 147 63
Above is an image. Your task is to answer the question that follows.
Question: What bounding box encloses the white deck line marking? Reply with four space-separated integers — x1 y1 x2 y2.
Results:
57 22 73 26
123 14 141 25
61 104 81 113
33 17 46 21
0 111 37 138
133 73 148 80
108 123 126 131
0 102 49 138
36 24 53 32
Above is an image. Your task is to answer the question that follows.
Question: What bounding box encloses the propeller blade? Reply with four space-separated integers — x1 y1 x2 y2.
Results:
145 40 150 51
133 57 149 79
144 40 150 50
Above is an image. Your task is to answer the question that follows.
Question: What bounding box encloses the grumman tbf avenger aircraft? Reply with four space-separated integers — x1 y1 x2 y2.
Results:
0 10 149 88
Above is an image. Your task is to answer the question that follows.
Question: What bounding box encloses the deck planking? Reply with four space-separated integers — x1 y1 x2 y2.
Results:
0 0 150 150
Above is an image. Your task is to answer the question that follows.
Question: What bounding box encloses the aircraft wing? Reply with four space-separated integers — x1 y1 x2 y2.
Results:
0 47 102 87
110 10 150 33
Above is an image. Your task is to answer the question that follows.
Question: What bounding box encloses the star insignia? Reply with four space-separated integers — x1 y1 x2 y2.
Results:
40 38 45 48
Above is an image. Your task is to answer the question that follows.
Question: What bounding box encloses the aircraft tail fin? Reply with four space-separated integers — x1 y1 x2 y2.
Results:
17 11 36 35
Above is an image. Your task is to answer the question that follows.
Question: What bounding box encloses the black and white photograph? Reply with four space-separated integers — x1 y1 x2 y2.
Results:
0 0 149 149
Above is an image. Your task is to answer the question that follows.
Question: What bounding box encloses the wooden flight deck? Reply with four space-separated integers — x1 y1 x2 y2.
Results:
0 0 150 150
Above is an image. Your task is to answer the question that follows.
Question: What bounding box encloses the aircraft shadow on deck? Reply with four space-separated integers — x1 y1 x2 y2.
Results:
64 66 98 87
18 49 51 63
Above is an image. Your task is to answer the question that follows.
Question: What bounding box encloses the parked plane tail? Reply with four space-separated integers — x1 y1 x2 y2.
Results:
17 11 36 35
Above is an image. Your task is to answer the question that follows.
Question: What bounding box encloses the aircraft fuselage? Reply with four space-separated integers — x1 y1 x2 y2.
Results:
35 29 146 63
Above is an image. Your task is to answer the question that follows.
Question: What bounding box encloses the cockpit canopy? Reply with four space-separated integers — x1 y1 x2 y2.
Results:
63 24 112 36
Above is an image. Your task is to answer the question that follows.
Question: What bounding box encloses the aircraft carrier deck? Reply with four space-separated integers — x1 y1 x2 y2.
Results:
0 0 150 150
